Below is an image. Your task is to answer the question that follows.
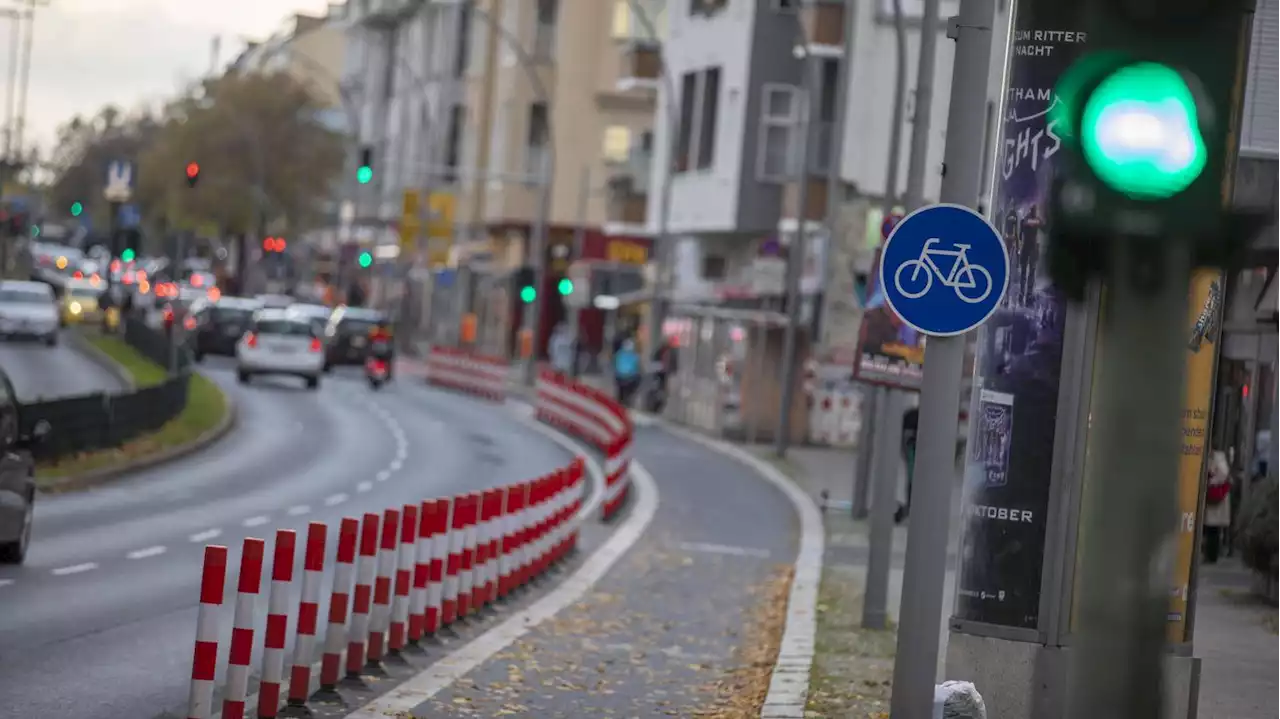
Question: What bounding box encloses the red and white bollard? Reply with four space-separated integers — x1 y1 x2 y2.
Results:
346 512 380 677
389 503 417 654
320 517 358 691
468 492 491 612
516 481 535 588
288 521 327 708
367 508 400 666
441 496 466 626
498 484 521 599
568 458 585 552
257 529 297 718
549 470 567 564
485 489 505 604
222 537 265 719
408 500 432 644
532 477 551 579
456 493 479 618
424 498 451 637
187 545 228 719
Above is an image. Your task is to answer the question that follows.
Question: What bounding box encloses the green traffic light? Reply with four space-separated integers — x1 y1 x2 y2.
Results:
70 202 83 217
358 252 373 268
520 285 536 303
121 248 135 261
357 166 373 184
557 278 573 295
1080 62 1207 200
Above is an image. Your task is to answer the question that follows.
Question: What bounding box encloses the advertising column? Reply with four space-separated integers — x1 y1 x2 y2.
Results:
952 9 1087 631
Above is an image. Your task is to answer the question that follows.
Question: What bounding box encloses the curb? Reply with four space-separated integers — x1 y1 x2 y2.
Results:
65 330 135 390
36 378 238 494
635 412 825 719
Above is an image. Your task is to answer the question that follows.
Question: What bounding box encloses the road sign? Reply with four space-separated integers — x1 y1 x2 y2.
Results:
881 211 904 240
880 203 1008 337
425 191 456 266
104 160 134 202
399 190 421 253
118 204 140 229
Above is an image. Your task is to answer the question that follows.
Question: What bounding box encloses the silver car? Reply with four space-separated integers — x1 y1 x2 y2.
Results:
0 368 48 564
0 281 60 345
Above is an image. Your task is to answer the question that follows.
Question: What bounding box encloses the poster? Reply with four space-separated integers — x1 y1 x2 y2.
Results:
852 249 927 390
952 5 1085 630
1169 270 1224 641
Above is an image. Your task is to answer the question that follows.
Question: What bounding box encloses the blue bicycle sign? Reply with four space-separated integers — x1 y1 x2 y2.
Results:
880 203 1008 337
893 238 994 304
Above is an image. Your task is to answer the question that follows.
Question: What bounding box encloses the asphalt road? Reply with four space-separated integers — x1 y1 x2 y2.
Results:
0 330 126 401
0 359 572 719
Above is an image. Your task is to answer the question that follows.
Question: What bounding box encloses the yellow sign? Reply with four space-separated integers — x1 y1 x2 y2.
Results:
400 189 421 252
426 192 456 266
606 239 648 265
1168 269 1224 642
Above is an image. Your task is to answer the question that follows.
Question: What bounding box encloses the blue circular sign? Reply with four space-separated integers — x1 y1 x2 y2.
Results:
879 203 1008 337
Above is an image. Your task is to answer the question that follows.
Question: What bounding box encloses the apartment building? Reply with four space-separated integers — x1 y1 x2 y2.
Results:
229 6 349 123
642 0 1011 358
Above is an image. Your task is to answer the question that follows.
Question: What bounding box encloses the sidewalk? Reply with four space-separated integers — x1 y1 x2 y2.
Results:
1193 558 1279 719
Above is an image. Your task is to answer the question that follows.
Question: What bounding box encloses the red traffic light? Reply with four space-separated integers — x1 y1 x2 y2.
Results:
262 237 287 252
185 162 200 179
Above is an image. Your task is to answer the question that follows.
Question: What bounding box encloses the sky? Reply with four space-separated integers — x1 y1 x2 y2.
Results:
8 0 334 155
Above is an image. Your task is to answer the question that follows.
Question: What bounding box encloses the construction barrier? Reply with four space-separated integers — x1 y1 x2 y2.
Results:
185 457 586 719
534 368 633 521
424 346 508 401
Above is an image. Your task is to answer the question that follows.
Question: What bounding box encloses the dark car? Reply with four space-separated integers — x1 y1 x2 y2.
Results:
323 306 388 370
0 368 49 564
193 297 263 361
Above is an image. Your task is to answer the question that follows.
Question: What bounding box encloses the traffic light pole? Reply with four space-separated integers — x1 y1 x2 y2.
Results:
1067 239 1191 719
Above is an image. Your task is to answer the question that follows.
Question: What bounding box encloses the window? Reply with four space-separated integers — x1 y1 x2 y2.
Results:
603 126 632 163
524 102 550 177
701 255 727 281
758 84 800 182
611 0 632 38
640 130 654 154
696 67 720 169
774 0 798 11
382 32 398 101
690 0 728 17
445 104 465 183
818 58 840 123
676 71 697 172
465 3 488 76
534 0 559 59
454 1 472 77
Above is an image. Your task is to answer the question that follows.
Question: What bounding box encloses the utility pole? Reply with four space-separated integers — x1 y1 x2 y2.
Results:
13 0 40 158
887 0 992 715
568 164 590 372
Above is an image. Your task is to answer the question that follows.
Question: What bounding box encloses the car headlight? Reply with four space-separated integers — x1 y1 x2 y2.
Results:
69 302 82 314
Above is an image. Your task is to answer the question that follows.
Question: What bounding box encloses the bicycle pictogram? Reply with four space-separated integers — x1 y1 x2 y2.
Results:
892 238 994 304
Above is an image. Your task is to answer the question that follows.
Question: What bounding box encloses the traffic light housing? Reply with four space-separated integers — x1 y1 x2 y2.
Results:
1047 0 1269 298
186 162 200 188
513 266 536 304
357 147 373 185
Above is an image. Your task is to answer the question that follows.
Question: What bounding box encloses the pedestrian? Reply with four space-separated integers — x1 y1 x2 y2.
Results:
613 337 641 407
895 407 919 524
549 322 574 375
1202 446 1232 564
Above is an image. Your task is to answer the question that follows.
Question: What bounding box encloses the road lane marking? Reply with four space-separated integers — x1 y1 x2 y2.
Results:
190 529 222 543
389 458 403 471
51 562 98 576
242 515 270 528
324 493 348 507
0 579 13 588
126 545 167 560
675 541 772 559
375 470 390 482
287 505 311 516
356 481 373 493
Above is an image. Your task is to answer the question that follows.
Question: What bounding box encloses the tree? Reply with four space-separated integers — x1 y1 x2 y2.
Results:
134 71 345 236
46 105 162 226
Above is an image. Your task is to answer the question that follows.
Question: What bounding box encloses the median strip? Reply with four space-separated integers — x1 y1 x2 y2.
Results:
35 333 233 488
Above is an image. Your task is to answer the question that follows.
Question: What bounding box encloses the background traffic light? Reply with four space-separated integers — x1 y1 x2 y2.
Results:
358 251 373 268
357 147 373 185
70 202 83 217
185 162 200 188
557 277 573 296
263 236 287 253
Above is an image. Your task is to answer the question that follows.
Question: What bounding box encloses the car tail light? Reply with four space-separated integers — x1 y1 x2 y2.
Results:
73 271 83 279
246 332 258 348
184 316 197 331
208 288 221 302
310 338 322 353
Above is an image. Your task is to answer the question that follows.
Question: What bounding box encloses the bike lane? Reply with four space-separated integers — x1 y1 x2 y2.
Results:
384 425 800 717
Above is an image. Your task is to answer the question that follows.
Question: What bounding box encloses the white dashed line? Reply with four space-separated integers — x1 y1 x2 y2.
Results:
356 481 373 493
51 562 98 576
190 528 222 543
676 541 772 559
324 493 349 507
375 470 391 482
242 515 270 528
389 458 403 472
127 545 167 560
287 505 311 516
0 579 13 588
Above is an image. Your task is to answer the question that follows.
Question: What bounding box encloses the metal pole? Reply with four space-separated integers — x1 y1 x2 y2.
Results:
3 9 19 159
862 385 899 628
568 164 590 368
888 0 992 714
13 0 33 156
522 148 553 383
1067 241 1191 719
775 75 814 457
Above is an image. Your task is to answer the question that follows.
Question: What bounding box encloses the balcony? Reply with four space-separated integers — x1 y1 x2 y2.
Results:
780 122 833 222
797 0 847 56
605 152 653 228
616 40 662 93
348 0 415 27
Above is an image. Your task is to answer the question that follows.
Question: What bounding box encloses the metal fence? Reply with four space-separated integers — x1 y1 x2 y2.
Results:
19 317 191 463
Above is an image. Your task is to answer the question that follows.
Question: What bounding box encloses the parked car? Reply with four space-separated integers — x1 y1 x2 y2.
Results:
323 306 389 369
192 296 262 360
236 309 325 389
0 367 50 564
0 281 59 345
58 278 110 328
255 294 295 310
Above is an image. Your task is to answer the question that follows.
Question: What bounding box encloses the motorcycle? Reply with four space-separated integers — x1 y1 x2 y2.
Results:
366 356 390 389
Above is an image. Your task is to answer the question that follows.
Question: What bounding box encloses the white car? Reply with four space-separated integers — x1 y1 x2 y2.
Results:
0 281 59 345
235 310 324 389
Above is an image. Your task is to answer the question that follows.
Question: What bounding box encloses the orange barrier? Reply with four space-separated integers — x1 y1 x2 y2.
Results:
424 346 508 401
185 458 586 719
534 369 633 521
